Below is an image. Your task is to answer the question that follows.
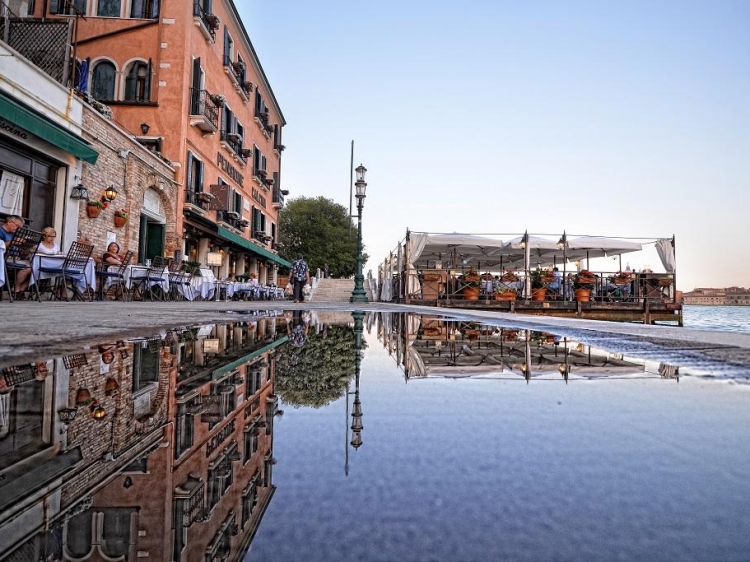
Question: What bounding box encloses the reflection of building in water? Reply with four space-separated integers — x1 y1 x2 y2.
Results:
0 313 286 561
378 313 650 383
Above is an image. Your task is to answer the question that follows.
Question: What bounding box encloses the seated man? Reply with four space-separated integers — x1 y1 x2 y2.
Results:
0 215 24 243
548 267 562 296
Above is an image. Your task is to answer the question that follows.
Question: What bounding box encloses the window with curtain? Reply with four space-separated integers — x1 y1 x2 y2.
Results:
124 60 151 102
97 0 120 16
91 60 116 101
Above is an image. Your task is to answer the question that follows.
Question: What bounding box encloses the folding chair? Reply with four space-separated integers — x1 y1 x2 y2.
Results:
39 242 94 301
2 227 43 303
130 255 169 301
96 250 134 301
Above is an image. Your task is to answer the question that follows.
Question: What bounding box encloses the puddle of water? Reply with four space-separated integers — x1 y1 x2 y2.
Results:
1 311 749 561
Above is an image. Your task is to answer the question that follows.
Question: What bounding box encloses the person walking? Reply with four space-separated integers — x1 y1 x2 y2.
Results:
290 254 310 303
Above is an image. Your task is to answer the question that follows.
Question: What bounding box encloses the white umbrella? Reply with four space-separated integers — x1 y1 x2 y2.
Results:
566 236 642 269
409 233 505 268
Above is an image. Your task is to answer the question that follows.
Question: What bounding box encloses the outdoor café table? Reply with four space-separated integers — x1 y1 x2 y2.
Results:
0 240 5 290
30 253 96 294
122 264 170 293
189 268 216 300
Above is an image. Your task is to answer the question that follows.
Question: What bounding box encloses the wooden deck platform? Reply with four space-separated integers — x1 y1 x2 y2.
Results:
408 298 683 325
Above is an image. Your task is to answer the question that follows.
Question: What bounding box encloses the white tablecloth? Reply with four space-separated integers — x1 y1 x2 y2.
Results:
31 255 96 292
0 240 5 288
123 265 170 291
189 270 216 300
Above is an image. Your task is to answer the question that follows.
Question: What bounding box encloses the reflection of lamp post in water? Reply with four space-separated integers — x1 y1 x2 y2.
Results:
345 311 365 475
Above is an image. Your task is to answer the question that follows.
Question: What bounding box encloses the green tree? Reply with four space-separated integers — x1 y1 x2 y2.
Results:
275 324 367 408
278 196 368 278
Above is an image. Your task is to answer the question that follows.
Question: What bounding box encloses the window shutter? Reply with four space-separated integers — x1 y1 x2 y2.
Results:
224 26 230 62
197 159 204 192
145 58 153 101
186 152 194 191
151 0 160 18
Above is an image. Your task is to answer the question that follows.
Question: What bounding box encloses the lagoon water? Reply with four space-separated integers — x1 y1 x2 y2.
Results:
248 313 750 561
2 311 749 561
683 305 750 333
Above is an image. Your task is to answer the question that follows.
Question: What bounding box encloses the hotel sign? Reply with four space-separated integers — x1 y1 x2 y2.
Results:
252 187 266 209
217 153 244 187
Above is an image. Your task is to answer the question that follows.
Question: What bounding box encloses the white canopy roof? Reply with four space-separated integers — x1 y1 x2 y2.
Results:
408 233 506 268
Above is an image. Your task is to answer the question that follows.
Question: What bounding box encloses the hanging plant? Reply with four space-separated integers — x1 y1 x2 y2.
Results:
114 209 129 228
86 199 104 218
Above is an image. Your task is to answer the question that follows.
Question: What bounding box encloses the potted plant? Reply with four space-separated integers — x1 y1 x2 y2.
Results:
501 271 519 282
530 268 547 301
114 209 128 228
494 286 517 301
613 271 632 285
210 93 226 107
459 268 480 301
196 191 214 204
574 269 597 302
86 199 104 218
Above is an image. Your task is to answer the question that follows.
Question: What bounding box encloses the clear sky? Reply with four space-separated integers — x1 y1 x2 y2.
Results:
239 1 750 291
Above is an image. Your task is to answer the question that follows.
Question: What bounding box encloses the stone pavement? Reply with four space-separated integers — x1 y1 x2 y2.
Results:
2 300 750 370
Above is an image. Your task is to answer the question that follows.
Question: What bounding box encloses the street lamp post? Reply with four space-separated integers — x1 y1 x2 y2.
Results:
350 164 369 303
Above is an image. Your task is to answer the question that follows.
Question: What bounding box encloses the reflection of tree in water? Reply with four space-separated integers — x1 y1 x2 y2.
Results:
276 325 367 408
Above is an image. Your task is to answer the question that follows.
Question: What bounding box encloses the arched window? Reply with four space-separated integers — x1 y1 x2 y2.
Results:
91 60 116 101
124 60 152 102
97 0 120 16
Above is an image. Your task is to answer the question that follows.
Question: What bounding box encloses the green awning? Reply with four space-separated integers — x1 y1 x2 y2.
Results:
0 90 98 164
213 336 289 379
217 226 291 268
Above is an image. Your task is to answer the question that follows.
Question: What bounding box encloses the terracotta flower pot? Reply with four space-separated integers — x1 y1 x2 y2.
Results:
494 291 516 301
532 288 547 301
114 215 127 228
462 287 480 301
575 288 591 302
87 205 102 218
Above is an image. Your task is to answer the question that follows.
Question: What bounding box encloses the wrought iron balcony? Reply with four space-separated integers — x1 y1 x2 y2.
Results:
272 187 285 209
189 88 219 133
220 129 243 156
193 1 219 42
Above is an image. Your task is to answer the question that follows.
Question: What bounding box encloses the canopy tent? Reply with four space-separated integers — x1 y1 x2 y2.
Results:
566 236 643 269
406 233 506 269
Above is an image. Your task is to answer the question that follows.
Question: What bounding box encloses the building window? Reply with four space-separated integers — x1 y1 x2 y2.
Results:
51 0 86 14
97 0 121 16
132 344 159 392
186 152 204 194
130 0 158 18
91 60 117 101
124 60 151 102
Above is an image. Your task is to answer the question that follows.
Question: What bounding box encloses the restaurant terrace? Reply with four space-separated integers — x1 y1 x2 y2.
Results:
376 230 681 325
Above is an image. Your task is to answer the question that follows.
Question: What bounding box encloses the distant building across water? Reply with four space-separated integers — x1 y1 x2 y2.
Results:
683 287 750 306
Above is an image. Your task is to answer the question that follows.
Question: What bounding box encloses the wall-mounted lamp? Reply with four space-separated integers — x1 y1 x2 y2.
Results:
102 185 118 203
557 231 567 251
58 407 78 424
140 122 150 135
123 476 134 489
90 401 106 420
70 182 89 200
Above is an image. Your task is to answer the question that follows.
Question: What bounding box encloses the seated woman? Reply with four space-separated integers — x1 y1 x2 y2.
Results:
14 226 59 296
102 242 123 265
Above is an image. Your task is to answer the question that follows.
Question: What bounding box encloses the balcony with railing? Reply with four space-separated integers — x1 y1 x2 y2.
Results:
272 186 288 209
189 88 219 134
220 129 244 159
193 1 219 42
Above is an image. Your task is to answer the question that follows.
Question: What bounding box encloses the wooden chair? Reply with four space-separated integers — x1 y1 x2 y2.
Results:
2 227 43 302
